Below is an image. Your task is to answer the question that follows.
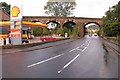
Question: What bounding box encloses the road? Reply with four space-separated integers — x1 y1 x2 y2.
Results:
2 35 118 78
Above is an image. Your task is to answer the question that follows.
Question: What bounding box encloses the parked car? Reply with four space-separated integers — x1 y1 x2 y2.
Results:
40 36 56 41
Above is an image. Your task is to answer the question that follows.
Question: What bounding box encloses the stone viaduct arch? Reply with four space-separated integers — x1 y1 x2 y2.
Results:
23 16 102 37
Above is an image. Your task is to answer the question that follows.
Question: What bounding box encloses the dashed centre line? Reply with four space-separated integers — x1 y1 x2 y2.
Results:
69 48 76 52
81 43 85 47
58 54 80 74
69 47 80 52
27 40 90 70
27 53 64 68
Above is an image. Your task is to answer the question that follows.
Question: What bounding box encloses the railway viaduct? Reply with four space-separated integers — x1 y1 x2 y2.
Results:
23 16 102 37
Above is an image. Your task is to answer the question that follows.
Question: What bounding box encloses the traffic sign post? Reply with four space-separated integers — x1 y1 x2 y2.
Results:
10 4 22 45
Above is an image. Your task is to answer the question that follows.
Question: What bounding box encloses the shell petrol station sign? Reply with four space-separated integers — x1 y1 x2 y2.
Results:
10 4 22 45
12 6 20 17
0 3 47 45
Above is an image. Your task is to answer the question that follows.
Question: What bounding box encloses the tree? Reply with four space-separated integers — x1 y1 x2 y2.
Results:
44 0 76 17
56 28 64 36
0 2 10 15
102 1 120 37
71 26 79 38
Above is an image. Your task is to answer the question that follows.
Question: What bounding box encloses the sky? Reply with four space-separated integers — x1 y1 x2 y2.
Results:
0 0 119 18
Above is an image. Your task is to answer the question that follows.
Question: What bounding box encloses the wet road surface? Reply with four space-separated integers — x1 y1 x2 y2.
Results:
2 35 118 78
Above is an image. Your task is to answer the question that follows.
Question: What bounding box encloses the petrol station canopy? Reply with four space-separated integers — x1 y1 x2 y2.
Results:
0 21 48 27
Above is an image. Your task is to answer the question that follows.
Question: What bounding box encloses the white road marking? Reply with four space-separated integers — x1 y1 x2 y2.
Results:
76 47 79 49
70 40 90 53
58 68 64 74
58 70 61 74
82 47 87 52
86 40 90 43
69 47 78 52
85 40 88 43
58 54 80 74
69 47 80 52
69 48 76 52
81 43 84 47
27 53 64 68
87 42 90 47
58 40 90 74
76 48 82 51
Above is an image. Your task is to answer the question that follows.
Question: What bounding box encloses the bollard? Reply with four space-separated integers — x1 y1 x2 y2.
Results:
65 33 68 38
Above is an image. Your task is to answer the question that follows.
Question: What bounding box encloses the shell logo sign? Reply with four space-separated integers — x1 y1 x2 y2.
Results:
12 6 20 17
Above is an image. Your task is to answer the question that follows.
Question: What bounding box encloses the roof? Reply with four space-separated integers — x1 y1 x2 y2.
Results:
0 7 10 21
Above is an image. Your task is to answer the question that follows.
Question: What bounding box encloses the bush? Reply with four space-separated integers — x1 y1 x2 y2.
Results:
33 27 43 36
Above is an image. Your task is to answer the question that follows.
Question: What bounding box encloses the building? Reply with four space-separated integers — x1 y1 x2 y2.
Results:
0 7 10 45
0 7 10 21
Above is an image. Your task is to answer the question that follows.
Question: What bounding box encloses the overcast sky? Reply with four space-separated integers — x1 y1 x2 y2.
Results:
1 0 119 18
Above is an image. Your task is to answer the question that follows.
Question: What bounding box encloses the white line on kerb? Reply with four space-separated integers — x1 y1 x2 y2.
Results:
58 54 80 74
27 53 64 68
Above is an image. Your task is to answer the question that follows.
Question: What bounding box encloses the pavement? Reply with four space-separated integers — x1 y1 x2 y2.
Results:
28 37 42 43
2 39 74 55
2 35 119 78
101 37 120 52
